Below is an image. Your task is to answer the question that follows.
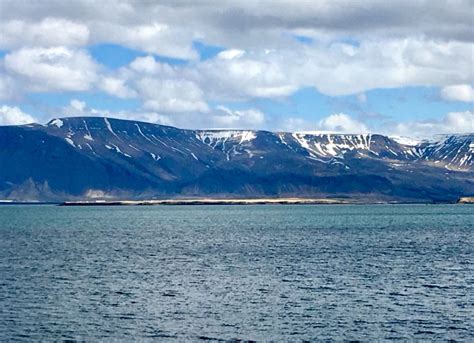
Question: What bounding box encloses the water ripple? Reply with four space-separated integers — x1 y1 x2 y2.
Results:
0 204 473 341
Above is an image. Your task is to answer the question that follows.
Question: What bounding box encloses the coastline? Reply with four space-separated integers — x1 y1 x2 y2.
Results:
2 198 470 206
56 198 464 206
59 198 352 206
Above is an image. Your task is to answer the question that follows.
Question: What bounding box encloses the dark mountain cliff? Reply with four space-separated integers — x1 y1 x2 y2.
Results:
0 117 472 202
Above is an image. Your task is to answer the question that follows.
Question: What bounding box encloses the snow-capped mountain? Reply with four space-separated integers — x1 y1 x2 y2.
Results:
0 117 472 201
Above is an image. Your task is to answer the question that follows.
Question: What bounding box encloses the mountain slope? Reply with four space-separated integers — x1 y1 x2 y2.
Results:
0 117 472 202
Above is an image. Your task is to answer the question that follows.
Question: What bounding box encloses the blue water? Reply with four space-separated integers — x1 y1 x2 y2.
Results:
0 204 473 341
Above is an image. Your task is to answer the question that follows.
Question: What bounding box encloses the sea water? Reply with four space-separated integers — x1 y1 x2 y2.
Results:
0 204 472 340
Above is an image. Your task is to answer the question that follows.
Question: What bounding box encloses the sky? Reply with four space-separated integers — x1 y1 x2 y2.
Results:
0 0 473 136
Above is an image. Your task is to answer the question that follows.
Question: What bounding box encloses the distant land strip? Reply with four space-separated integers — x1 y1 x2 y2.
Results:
59 198 353 206
56 198 465 206
457 197 474 204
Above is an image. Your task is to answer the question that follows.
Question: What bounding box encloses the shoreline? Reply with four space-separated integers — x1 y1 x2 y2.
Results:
59 198 352 206
2 198 470 206
55 198 463 206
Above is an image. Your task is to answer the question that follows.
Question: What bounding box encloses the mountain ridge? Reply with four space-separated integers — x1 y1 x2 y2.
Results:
0 116 472 202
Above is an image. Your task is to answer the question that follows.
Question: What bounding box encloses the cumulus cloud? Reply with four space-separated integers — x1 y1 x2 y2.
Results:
217 49 246 60
61 99 87 117
393 110 474 136
0 74 19 101
440 84 474 102
0 17 89 48
197 50 299 100
70 99 86 112
1 0 472 49
138 78 209 113
303 38 473 96
109 37 473 106
281 117 312 132
0 0 473 133
112 56 210 112
99 77 137 99
4 37 471 104
4 47 98 92
284 111 474 136
318 113 368 133
129 56 169 74
151 106 266 130
210 106 265 128
0 105 36 125
280 114 369 133
93 22 197 60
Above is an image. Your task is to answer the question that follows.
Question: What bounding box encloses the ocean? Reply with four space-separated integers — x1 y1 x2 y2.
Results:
0 204 472 340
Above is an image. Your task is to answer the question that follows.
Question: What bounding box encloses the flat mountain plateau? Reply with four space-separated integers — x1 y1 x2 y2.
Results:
0 117 472 202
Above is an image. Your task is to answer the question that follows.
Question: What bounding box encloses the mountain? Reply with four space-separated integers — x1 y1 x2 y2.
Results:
0 116 472 202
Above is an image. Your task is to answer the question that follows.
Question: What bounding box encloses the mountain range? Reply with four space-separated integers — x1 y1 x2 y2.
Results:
0 116 472 202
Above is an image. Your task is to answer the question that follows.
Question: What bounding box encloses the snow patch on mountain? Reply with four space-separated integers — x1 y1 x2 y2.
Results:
104 118 118 138
195 130 257 160
150 152 161 161
196 130 257 145
390 135 423 146
39 117 474 169
64 137 75 147
292 133 373 158
49 119 64 128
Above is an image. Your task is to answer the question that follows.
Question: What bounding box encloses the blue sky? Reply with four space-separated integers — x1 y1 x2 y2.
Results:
0 1 472 135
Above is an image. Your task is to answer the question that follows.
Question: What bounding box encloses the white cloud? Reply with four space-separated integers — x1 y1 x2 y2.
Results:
4 47 98 92
443 111 474 132
119 38 473 103
0 74 19 101
129 56 169 74
0 105 36 125
284 111 474 135
211 106 265 128
128 56 181 79
4 37 472 104
0 1 473 133
2 1 472 49
318 113 369 133
393 110 474 136
0 17 89 48
137 78 209 113
113 56 209 113
197 50 299 100
270 113 373 134
281 117 312 132
61 99 87 116
70 99 86 112
93 22 197 60
280 114 369 133
300 38 473 96
440 84 474 102
217 49 245 60
99 77 137 98
137 112 175 127
74 36 472 124
141 106 265 130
